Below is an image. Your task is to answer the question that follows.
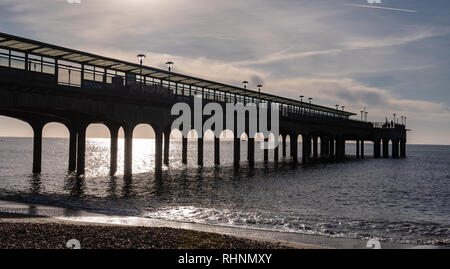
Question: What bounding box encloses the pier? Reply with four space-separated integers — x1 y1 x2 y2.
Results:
0 32 407 177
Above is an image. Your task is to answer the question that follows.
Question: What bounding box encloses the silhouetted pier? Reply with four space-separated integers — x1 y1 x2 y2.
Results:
0 32 407 177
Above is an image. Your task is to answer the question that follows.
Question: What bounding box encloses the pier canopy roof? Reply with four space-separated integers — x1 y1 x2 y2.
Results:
0 32 356 117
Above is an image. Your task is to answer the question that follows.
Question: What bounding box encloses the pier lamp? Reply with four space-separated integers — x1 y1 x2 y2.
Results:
166 61 174 72
166 61 174 93
137 54 146 65
137 54 146 87
308 98 313 116
341 106 345 111
404 116 407 126
365 112 368 122
257 84 263 93
393 113 397 127
242 81 248 89
360 110 364 121
257 84 263 103
300 95 304 115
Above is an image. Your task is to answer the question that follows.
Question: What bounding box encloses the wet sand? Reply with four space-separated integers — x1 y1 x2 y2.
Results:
0 200 438 249
0 212 293 249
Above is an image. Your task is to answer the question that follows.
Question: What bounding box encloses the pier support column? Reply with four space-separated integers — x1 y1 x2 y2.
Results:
32 122 44 174
76 123 87 176
292 135 298 164
109 125 119 175
400 139 406 158
374 139 381 158
392 139 399 158
233 136 240 167
274 142 279 163
214 136 220 166
329 138 335 159
68 127 77 172
336 137 345 162
382 138 389 158
182 136 188 165
123 125 134 177
282 135 286 157
323 137 330 157
198 137 204 166
302 135 310 164
264 138 269 163
312 136 318 158
356 139 360 159
320 137 326 157
360 140 365 159
155 129 163 171
163 128 170 166
248 137 255 168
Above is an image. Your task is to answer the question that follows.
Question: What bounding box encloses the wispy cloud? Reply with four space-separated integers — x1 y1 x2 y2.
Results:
266 77 450 122
342 3 417 13
233 30 441 66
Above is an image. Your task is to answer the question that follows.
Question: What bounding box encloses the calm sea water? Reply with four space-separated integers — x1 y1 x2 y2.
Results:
0 137 449 246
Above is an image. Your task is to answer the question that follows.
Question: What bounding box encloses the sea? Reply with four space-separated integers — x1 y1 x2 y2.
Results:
0 137 448 246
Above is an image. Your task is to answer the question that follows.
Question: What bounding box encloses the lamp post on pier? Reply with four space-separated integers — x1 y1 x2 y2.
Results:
242 81 248 89
137 54 146 92
299 95 304 115
165 61 174 95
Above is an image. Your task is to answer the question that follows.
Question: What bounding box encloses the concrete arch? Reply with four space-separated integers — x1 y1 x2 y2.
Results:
219 129 234 139
167 128 182 140
130 123 156 173
219 129 237 166
133 123 156 139
41 122 70 173
83 123 112 175
284 134 291 158
184 129 201 166
201 129 215 167
254 132 265 162
42 122 70 138
0 115 33 136
0 115 34 172
204 129 215 140
239 132 248 163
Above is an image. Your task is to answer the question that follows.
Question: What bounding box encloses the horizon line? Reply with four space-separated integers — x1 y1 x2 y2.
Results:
0 136 448 146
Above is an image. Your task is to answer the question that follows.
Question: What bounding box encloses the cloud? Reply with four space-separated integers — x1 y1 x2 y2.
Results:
1 0 450 143
250 75 264 86
266 77 450 121
234 30 444 66
342 3 417 13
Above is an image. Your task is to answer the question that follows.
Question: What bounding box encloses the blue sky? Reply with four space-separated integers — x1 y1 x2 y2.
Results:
0 0 449 144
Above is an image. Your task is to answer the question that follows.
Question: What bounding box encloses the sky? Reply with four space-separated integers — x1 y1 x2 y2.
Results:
0 0 449 144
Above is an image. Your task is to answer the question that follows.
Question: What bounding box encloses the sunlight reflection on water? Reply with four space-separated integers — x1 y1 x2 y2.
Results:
0 137 449 246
